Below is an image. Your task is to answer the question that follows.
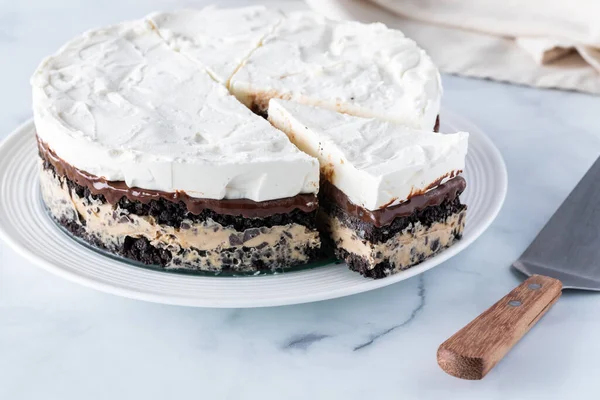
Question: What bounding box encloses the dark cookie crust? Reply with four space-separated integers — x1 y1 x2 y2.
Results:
57 213 175 266
336 227 463 279
55 212 322 273
323 196 467 243
42 157 317 231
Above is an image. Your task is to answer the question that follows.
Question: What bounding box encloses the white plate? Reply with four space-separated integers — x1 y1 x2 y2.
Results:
0 111 506 307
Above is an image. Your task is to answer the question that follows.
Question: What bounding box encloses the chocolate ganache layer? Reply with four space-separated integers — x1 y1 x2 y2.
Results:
320 176 466 228
38 137 318 219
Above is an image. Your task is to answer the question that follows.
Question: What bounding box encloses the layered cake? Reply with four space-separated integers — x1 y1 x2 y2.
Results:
268 99 468 278
32 6 468 278
32 21 321 273
229 11 442 130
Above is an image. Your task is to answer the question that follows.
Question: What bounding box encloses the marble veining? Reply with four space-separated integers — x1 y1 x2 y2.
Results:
1 0 600 399
284 333 331 350
353 275 426 351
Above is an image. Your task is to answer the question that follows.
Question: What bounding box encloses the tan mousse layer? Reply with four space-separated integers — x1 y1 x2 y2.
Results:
323 210 466 276
40 162 321 272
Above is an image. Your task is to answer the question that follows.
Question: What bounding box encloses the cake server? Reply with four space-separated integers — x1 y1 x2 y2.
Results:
437 155 600 380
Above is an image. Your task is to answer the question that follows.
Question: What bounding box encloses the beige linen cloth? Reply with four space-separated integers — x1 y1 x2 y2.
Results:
305 0 600 94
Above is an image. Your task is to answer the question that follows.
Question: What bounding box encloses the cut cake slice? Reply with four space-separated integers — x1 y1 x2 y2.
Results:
268 99 469 278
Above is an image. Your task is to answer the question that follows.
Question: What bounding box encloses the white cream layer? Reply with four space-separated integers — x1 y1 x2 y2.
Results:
146 6 283 84
230 11 442 130
31 21 319 201
268 99 468 211
32 8 446 203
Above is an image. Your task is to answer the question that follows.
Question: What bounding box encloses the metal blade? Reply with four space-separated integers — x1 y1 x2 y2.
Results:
512 156 600 291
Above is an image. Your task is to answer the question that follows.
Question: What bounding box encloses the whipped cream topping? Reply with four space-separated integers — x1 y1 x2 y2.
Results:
268 99 468 211
32 8 448 204
31 21 319 201
146 6 283 85
231 11 442 130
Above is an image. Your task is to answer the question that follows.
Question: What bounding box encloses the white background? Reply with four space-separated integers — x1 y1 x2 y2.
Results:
1 0 600 399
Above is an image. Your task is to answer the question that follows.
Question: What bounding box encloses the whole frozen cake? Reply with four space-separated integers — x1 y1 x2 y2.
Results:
31 6 465 278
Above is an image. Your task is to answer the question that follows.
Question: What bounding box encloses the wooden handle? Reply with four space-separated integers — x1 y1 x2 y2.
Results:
437 275 562 380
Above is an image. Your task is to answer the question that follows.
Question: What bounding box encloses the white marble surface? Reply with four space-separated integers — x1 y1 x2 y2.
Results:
1 0 600 399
